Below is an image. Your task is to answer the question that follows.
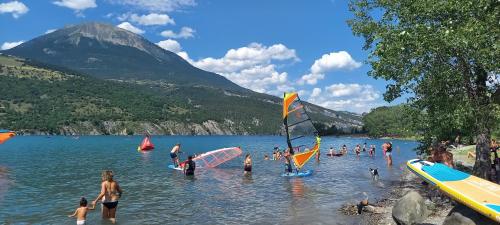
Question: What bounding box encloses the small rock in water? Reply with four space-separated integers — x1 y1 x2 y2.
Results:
392 191 428 225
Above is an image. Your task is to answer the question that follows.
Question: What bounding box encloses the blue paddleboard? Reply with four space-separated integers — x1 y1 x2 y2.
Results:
168 165 183 171
281 170 313 177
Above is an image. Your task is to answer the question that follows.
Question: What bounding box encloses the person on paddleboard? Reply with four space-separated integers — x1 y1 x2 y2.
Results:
170 143 181 167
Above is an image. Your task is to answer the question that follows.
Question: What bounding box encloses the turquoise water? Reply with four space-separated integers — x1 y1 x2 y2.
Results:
0 136 418 225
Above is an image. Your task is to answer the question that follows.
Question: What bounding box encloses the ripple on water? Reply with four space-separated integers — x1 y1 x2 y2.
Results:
0 136 418 224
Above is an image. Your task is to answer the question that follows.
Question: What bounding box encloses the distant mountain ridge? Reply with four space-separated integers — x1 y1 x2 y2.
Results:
4 22 243 91
0 22 363 135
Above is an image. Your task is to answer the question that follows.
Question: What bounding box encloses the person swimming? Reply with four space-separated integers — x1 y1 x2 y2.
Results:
329 147 335 156
68 197 95 225
264 154 269 160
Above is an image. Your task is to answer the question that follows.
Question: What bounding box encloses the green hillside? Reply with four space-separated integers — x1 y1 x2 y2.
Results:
0 55 281 134
0 22 363 135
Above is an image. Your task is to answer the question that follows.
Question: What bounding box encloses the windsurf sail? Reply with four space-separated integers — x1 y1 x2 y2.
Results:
181 147 242 168
0 130 15 144
138 135 154 151
283 92 321 170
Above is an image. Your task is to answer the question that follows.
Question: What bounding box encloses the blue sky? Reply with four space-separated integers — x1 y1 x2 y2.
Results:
0 0 403 113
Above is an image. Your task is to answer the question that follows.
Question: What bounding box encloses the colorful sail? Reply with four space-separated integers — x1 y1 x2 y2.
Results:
0 130 15 144
138 135 154 151
283 92 321 170
182 147 242 168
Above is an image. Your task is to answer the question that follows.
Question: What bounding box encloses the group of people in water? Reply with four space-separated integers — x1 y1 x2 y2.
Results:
69 170 122 224
262 142 395 172
69 141 396 224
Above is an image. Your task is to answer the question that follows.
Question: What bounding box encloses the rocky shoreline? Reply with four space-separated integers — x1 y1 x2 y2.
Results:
352 168 495 225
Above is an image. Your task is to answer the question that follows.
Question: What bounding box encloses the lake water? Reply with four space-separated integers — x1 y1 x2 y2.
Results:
0 136 418 225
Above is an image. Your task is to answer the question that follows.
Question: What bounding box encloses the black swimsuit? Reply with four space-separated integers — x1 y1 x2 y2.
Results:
103 201 118 209
244 165 252 172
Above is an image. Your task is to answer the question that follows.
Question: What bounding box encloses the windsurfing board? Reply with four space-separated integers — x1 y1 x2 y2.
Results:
281 170 313 177
407 159 500 222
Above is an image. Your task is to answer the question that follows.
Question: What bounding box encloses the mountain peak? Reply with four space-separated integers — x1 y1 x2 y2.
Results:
3 22 243 91
49 22 152 53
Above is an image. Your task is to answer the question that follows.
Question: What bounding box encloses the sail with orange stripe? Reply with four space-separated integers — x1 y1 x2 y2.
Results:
283 92 321 170
0 130 15 144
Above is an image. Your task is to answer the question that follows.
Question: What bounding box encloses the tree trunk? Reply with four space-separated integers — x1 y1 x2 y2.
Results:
473 133 491 180
470 65 493 181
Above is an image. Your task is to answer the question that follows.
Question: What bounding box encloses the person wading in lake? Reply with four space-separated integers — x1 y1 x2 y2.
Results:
244 153 252 174
93 170 122 224
170 143 181 167
284 149 293 174
382 142 393 166
183 155 196 176
355 144 361 157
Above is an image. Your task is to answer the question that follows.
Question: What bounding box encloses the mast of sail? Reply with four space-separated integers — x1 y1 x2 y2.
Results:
283 93 295 154
282 92 321 170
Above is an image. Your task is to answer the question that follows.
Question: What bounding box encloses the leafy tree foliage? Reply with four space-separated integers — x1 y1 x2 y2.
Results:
362 105 417 138
348 0 499 179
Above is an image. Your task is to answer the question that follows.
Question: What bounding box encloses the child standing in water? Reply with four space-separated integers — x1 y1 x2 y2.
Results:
68 197 95 225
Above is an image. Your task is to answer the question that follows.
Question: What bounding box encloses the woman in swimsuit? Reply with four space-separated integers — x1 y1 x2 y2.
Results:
244 153 252 174
93 170 123 224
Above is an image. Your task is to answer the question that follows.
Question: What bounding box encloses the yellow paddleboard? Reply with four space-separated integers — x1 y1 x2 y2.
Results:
407 159 500 222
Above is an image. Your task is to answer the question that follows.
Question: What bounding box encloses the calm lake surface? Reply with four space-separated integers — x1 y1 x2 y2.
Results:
0 136 418 225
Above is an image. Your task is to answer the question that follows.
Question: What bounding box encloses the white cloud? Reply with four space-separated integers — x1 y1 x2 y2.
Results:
108 0 196 12
0 1 29 18
117 22 144 34
45 29 56 34
307 83 381 113
193 43 298 74
298 73 325 85
310 88 322 98
53 0 96 12
160 26 195 39
298 51 362 85
188 43 299 93
129 13 175 26
1 41 24 50
176 51 190 61
311 51 362 74
156 39 181 53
